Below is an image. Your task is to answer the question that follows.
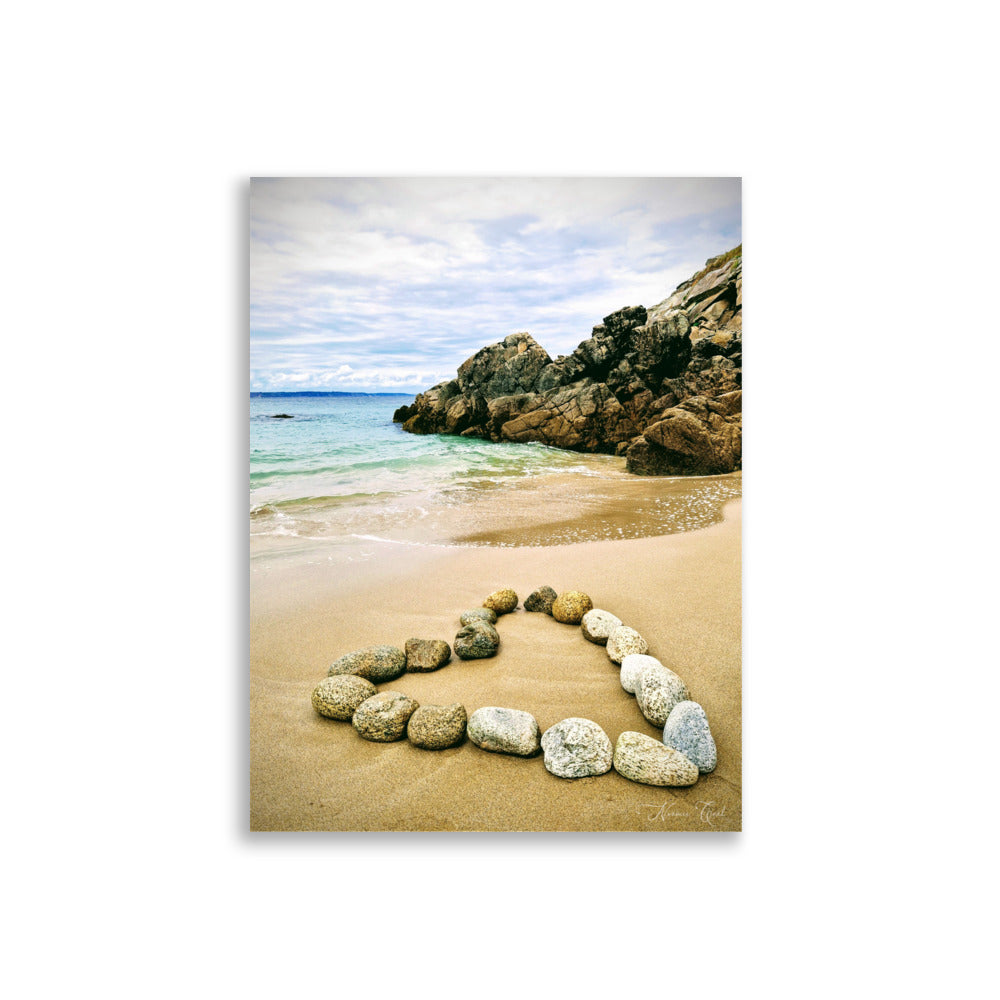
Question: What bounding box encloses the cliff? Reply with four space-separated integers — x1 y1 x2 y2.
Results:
394 245 741 476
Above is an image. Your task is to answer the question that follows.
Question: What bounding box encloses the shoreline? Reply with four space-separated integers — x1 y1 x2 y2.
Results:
250 498 742 832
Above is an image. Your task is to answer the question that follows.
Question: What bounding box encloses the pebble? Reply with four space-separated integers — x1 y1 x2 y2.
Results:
524 586 558 614
407 703 468 750
460 608 498 626
454 621 500 659
612 731 699 786
636 662 690 726
483 589 519 615
467 707 541 757
620 653 661 695
606 626 649 664
541 718 613 778
552 591 594 625
328 645 407 682
311 675 377 720
404 638 452 672
352 691 420 742
581 609 622 645
662 701 717 773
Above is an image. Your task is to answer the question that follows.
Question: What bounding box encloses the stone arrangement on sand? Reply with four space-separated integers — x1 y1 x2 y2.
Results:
310 586 717 788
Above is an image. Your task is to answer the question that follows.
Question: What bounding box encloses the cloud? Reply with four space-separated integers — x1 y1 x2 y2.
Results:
250 177 741 392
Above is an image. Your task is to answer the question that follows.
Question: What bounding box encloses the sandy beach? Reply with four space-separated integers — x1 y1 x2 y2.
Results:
250 487 741 833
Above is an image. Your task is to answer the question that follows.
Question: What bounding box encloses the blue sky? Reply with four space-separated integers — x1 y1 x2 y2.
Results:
250 177 741 394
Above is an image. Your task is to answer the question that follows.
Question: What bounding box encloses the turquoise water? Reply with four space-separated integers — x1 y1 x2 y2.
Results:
249 393 741 550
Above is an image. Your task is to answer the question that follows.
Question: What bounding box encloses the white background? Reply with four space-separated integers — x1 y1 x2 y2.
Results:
3 2 995 996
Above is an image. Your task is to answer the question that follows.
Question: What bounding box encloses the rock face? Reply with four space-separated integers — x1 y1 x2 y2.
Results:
662 701 717 773
613 731 699 787
407 703 468 750
352 692 420 742
328 645 407 683
551 591 594 625
581 609 622 645
541 718 614 778
395 246 742 476
467 707 541 757
404 638 452 672
524 586 557 614
454 621 500 660
311 675 378 720
636 662 690 727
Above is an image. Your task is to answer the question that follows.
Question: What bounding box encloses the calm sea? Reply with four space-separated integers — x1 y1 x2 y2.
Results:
249 393 741 552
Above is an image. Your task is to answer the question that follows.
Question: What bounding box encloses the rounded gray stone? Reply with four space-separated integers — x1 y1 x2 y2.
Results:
613 731 698 786
636 662 690 726
454 621 500 660
662 700 717 773
460 608 498 627
404 638 452 672
311 674 378 720
407 703 468 750
606 625 649 664
328 645 407 682
467 706 541 757
620 653 661 695
524 586 557 614
541 717 613 778
581 609 623 645
352 691 420 742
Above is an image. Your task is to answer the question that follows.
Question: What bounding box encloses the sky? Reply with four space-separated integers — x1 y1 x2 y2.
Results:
250 177 741 394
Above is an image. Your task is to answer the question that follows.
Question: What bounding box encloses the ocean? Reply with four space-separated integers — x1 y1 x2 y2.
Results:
249 393 742 556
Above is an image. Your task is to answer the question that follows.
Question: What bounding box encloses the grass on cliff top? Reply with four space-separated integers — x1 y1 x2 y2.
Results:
682 244 742 290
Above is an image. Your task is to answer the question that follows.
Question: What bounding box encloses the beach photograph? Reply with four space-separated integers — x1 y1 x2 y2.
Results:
250 177 743 831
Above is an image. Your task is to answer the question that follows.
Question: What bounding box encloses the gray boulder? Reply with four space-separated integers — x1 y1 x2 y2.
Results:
662 700 717 773
541 718 613 778
620 653 661 695
606 625 649 664
460 608 498 626
467 707 541 757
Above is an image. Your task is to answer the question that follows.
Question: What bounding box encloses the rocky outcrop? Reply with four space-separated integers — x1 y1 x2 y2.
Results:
396 246 742 475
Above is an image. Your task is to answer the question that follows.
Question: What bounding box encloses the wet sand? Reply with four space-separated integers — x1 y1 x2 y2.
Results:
249 496 742 832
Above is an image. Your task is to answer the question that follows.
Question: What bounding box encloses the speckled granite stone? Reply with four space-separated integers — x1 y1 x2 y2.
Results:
407 703 468 750
613 731 698 787
636 662 690 726
541 718 613 778
454 621 500 659
580 609 622 645
404 638 452 672
606 626 649 665
460 608 498 627
311 675 378 720
552 591 594 625
328 645 407 682
620 653 661 695
524 586 558 614
467 707 541 757
662 700 717 773
352 691 419 742
483 589 519 614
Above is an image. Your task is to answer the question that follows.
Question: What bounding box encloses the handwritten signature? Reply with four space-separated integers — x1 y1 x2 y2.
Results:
636 800 727 826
